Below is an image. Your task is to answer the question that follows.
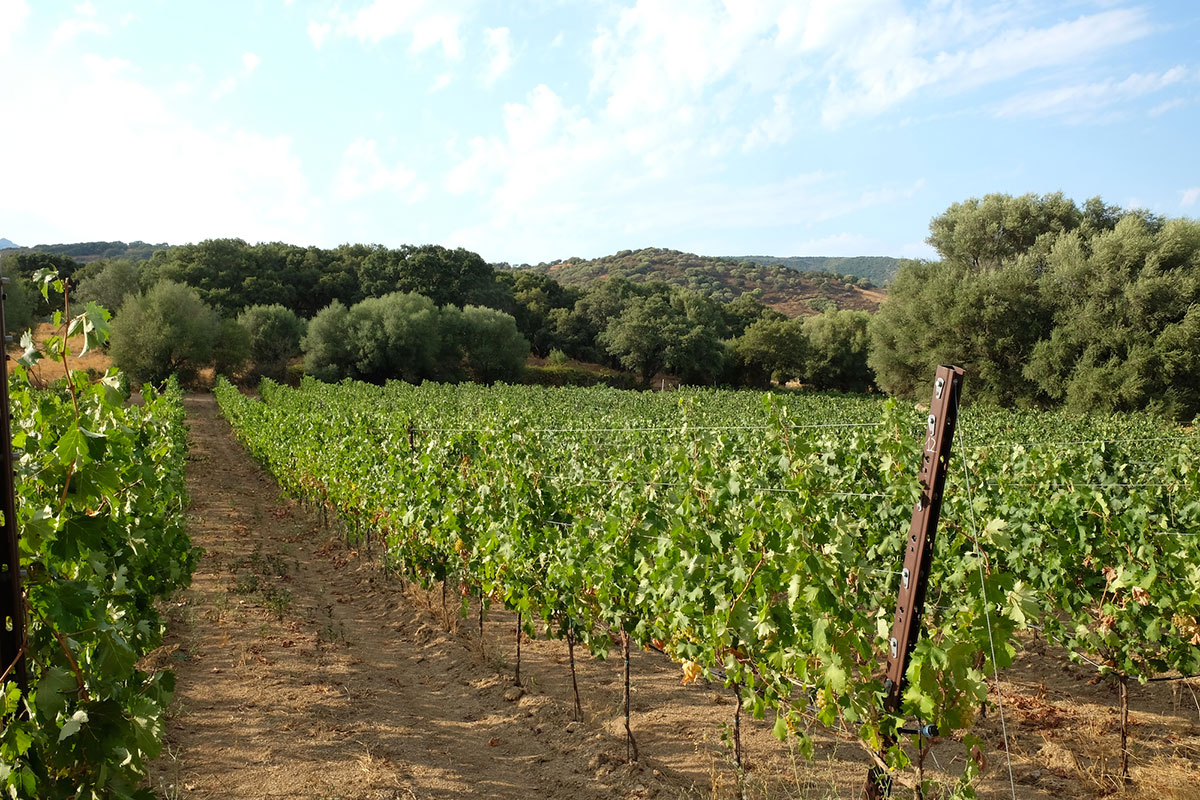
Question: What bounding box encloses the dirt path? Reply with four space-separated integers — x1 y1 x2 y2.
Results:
149 394 1200 800
149 394 737 800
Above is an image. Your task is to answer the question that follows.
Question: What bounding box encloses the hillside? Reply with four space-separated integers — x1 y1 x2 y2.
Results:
515 248 884 317
0 237 18 250
736 255 901 286
12 240 168 262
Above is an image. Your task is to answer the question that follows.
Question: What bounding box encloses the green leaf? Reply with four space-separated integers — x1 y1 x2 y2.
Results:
57 709 88 742
772 713 788 741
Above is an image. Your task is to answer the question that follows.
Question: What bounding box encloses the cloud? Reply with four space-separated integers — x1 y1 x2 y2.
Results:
482 26 512 85
308 20 332 49
333 137 418 201
0 53 319 245
743 92 793 151
819 7 1157 125
0 0 29 53
51 1 108 47
214 51 263 99
1182 188 1200 208
993 66 1189 120
313 0 467 59
584 2 1160 131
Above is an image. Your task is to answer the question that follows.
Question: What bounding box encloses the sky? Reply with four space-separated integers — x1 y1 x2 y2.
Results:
0 1 1197 265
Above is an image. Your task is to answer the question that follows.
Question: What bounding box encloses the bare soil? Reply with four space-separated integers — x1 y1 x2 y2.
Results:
148 394 1200 800
5 322 112 380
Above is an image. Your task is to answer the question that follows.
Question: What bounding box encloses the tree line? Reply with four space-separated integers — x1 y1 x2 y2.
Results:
872 193 1200 419
1 238 874 392
2 192 1196 419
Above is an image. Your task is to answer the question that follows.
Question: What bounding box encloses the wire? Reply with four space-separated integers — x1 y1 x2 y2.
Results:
538 473 890 499
413 421 884 435
957 394 1018 800
988 434 1195 448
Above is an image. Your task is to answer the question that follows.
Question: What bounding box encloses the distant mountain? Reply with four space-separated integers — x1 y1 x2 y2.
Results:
511 247 885 317
736 255 902 286
17 240 169 262
0 238 18 250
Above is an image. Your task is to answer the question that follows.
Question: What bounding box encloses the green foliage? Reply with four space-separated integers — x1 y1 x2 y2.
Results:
143 239 509 318
2 276 36 335
801 309 873 392
303 292 528 385
454 305 530 384
217 374 1200 797
511 247 881 318
926 191 1082 269
872 194 1200 418
1025 217 1200 418
237 304 306 380
731 316 806 387
13 240 165 263
2 290 194 798
212 317 251 378
301 300 353 383
109 280 220 385
72 259 144 315
598 294 677 386
1 252 79 317
737 255 899 286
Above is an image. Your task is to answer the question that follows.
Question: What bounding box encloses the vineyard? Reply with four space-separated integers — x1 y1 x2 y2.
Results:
0 285 196 798
213 375 1200 797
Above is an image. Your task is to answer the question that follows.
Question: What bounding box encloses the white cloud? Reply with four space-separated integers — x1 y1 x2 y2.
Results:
334 137 417 201
1149 98 1185 117
993 66 1189 120
1182 188 1200 208
0 0 29 53
316 0 466 58
213 51 263 99
743 92 793 151
584 2 1160 131
0 53 319 245
429 72 452 93
308 20 332 49
51 1 108 47
819 8 1156 125
482 26 512 85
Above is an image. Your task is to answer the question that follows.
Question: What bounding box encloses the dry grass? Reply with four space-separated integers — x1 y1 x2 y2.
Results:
5 321 113 382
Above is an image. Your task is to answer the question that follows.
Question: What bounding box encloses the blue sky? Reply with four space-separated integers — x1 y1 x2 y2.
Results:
1 1 1196 264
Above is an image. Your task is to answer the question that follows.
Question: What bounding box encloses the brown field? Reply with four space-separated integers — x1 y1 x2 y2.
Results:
4 321 113 382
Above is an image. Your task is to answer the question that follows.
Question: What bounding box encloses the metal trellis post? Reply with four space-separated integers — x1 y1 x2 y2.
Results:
864 364 964 799
0 268 29 699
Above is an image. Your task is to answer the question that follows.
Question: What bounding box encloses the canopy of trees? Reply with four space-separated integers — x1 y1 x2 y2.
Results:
303 293 528 385
871 193 1200 419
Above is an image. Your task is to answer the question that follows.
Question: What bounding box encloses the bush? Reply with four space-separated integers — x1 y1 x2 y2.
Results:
109 280 220 384
456 305 529 383
238 304 306 380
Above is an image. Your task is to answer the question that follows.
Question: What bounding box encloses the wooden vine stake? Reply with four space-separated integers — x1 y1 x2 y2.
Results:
514 611 522 686
864 365 964 799
623 631 638 763
567 631 583 722
0 271 29 702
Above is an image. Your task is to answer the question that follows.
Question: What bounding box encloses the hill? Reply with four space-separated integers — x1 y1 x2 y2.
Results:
512 248 884 317
736 255 901 285
0 238 18 250
12 240 168 262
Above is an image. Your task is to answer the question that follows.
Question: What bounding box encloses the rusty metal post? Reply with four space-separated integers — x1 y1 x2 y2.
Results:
0 270 29 698
864 365 964 799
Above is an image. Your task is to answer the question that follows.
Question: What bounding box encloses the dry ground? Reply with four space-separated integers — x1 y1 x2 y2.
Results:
145 394 1200 800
